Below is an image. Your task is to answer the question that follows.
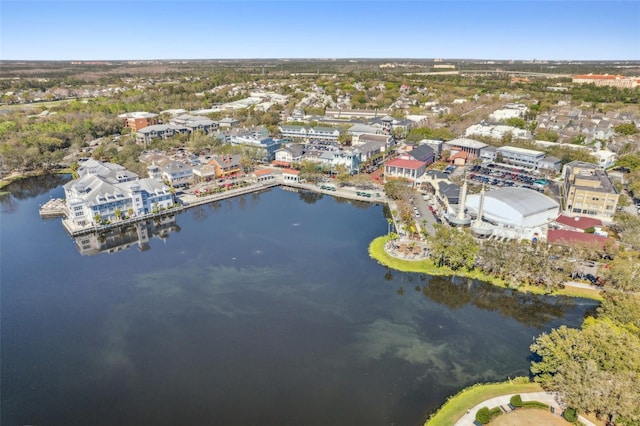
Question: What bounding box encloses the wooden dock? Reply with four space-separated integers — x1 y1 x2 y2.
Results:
39 198 67 218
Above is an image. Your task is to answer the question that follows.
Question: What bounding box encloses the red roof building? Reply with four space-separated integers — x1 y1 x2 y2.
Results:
554 215 603 231
572 74 639 89
282 168 300 183
384 157 427 183
547 229 607 248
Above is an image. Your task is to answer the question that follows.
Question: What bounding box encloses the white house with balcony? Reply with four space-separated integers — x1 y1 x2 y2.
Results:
63 172 175 227
274 144 305 167
161 160 193 188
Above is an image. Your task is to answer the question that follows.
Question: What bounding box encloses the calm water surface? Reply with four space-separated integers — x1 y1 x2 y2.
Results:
1 176 596 426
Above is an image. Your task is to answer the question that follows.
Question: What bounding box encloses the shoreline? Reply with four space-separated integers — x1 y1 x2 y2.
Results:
1 168 74 192
368 235 603 301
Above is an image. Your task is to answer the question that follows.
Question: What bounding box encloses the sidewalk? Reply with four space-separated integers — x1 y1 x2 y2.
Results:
454 392 562 425
453 391 597 426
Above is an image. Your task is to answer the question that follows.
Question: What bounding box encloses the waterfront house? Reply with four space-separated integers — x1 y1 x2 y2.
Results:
282 168 300 183
161 160 193 188
274 144 305 167
208 154 242 177
192 164 217 184
77 159 138 183
384 156 427 185
64 173 175 227
252 168 275 183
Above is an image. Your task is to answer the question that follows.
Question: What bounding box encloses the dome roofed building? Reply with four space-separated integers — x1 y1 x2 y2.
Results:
465 187 559 240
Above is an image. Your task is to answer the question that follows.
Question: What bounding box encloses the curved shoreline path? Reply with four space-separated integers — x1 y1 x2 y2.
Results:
453 392 597 426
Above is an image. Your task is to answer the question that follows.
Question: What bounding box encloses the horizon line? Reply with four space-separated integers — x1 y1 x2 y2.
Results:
2 57 640 62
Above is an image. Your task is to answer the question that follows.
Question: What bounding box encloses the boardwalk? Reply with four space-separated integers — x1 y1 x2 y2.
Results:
56 178 389 237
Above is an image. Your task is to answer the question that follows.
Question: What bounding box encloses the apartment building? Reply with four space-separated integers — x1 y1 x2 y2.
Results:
118 111 159 132
64 162 175 227
562 161 619 220
278 125 341 141
135 124 190 145
496 146 545 169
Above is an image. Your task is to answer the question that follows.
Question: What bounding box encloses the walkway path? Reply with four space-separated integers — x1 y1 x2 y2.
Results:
453 391 596 426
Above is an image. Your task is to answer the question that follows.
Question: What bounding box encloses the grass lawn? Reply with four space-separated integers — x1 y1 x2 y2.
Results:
1 99 76 110
424 378 543 426
490 408 571 425
369 236 603 302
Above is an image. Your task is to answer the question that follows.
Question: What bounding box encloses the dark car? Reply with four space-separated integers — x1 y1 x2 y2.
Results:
585 274 599 284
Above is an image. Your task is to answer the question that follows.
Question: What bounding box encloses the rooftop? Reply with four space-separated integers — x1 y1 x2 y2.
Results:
555 215 603 230
446 138 488 149
385 158 426 169
547 229 607 248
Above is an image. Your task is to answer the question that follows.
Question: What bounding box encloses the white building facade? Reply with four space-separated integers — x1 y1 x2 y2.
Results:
64 174 175 227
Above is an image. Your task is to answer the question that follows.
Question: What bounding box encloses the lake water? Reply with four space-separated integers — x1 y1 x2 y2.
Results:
0 176 596 426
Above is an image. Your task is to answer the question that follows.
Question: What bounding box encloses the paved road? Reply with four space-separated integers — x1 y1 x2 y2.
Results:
412 193 436 236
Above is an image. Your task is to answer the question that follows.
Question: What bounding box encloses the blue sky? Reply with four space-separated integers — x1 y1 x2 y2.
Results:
1 1 639 60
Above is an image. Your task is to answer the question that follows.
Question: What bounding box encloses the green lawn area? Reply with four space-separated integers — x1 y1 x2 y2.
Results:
0 98 76 110
425 378 543 426
368 236 603 302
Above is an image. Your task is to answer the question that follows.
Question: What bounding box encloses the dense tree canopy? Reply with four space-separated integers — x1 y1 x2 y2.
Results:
530 317 640 424
428 225 478 271
601 250 640 292
406 126 455 143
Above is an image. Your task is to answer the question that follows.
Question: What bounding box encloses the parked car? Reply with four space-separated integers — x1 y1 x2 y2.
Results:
585 274 599 284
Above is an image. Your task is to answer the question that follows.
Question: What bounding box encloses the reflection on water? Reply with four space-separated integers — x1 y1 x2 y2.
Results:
420 275 575 329
74 216 180 255
0 181 597 426
2 173 71 199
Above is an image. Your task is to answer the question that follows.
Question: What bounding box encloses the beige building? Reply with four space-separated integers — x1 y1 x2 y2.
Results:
562 161 619 220
572 74 640 89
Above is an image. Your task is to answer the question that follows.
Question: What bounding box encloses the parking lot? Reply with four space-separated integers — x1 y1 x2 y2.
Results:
468 163 548 192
